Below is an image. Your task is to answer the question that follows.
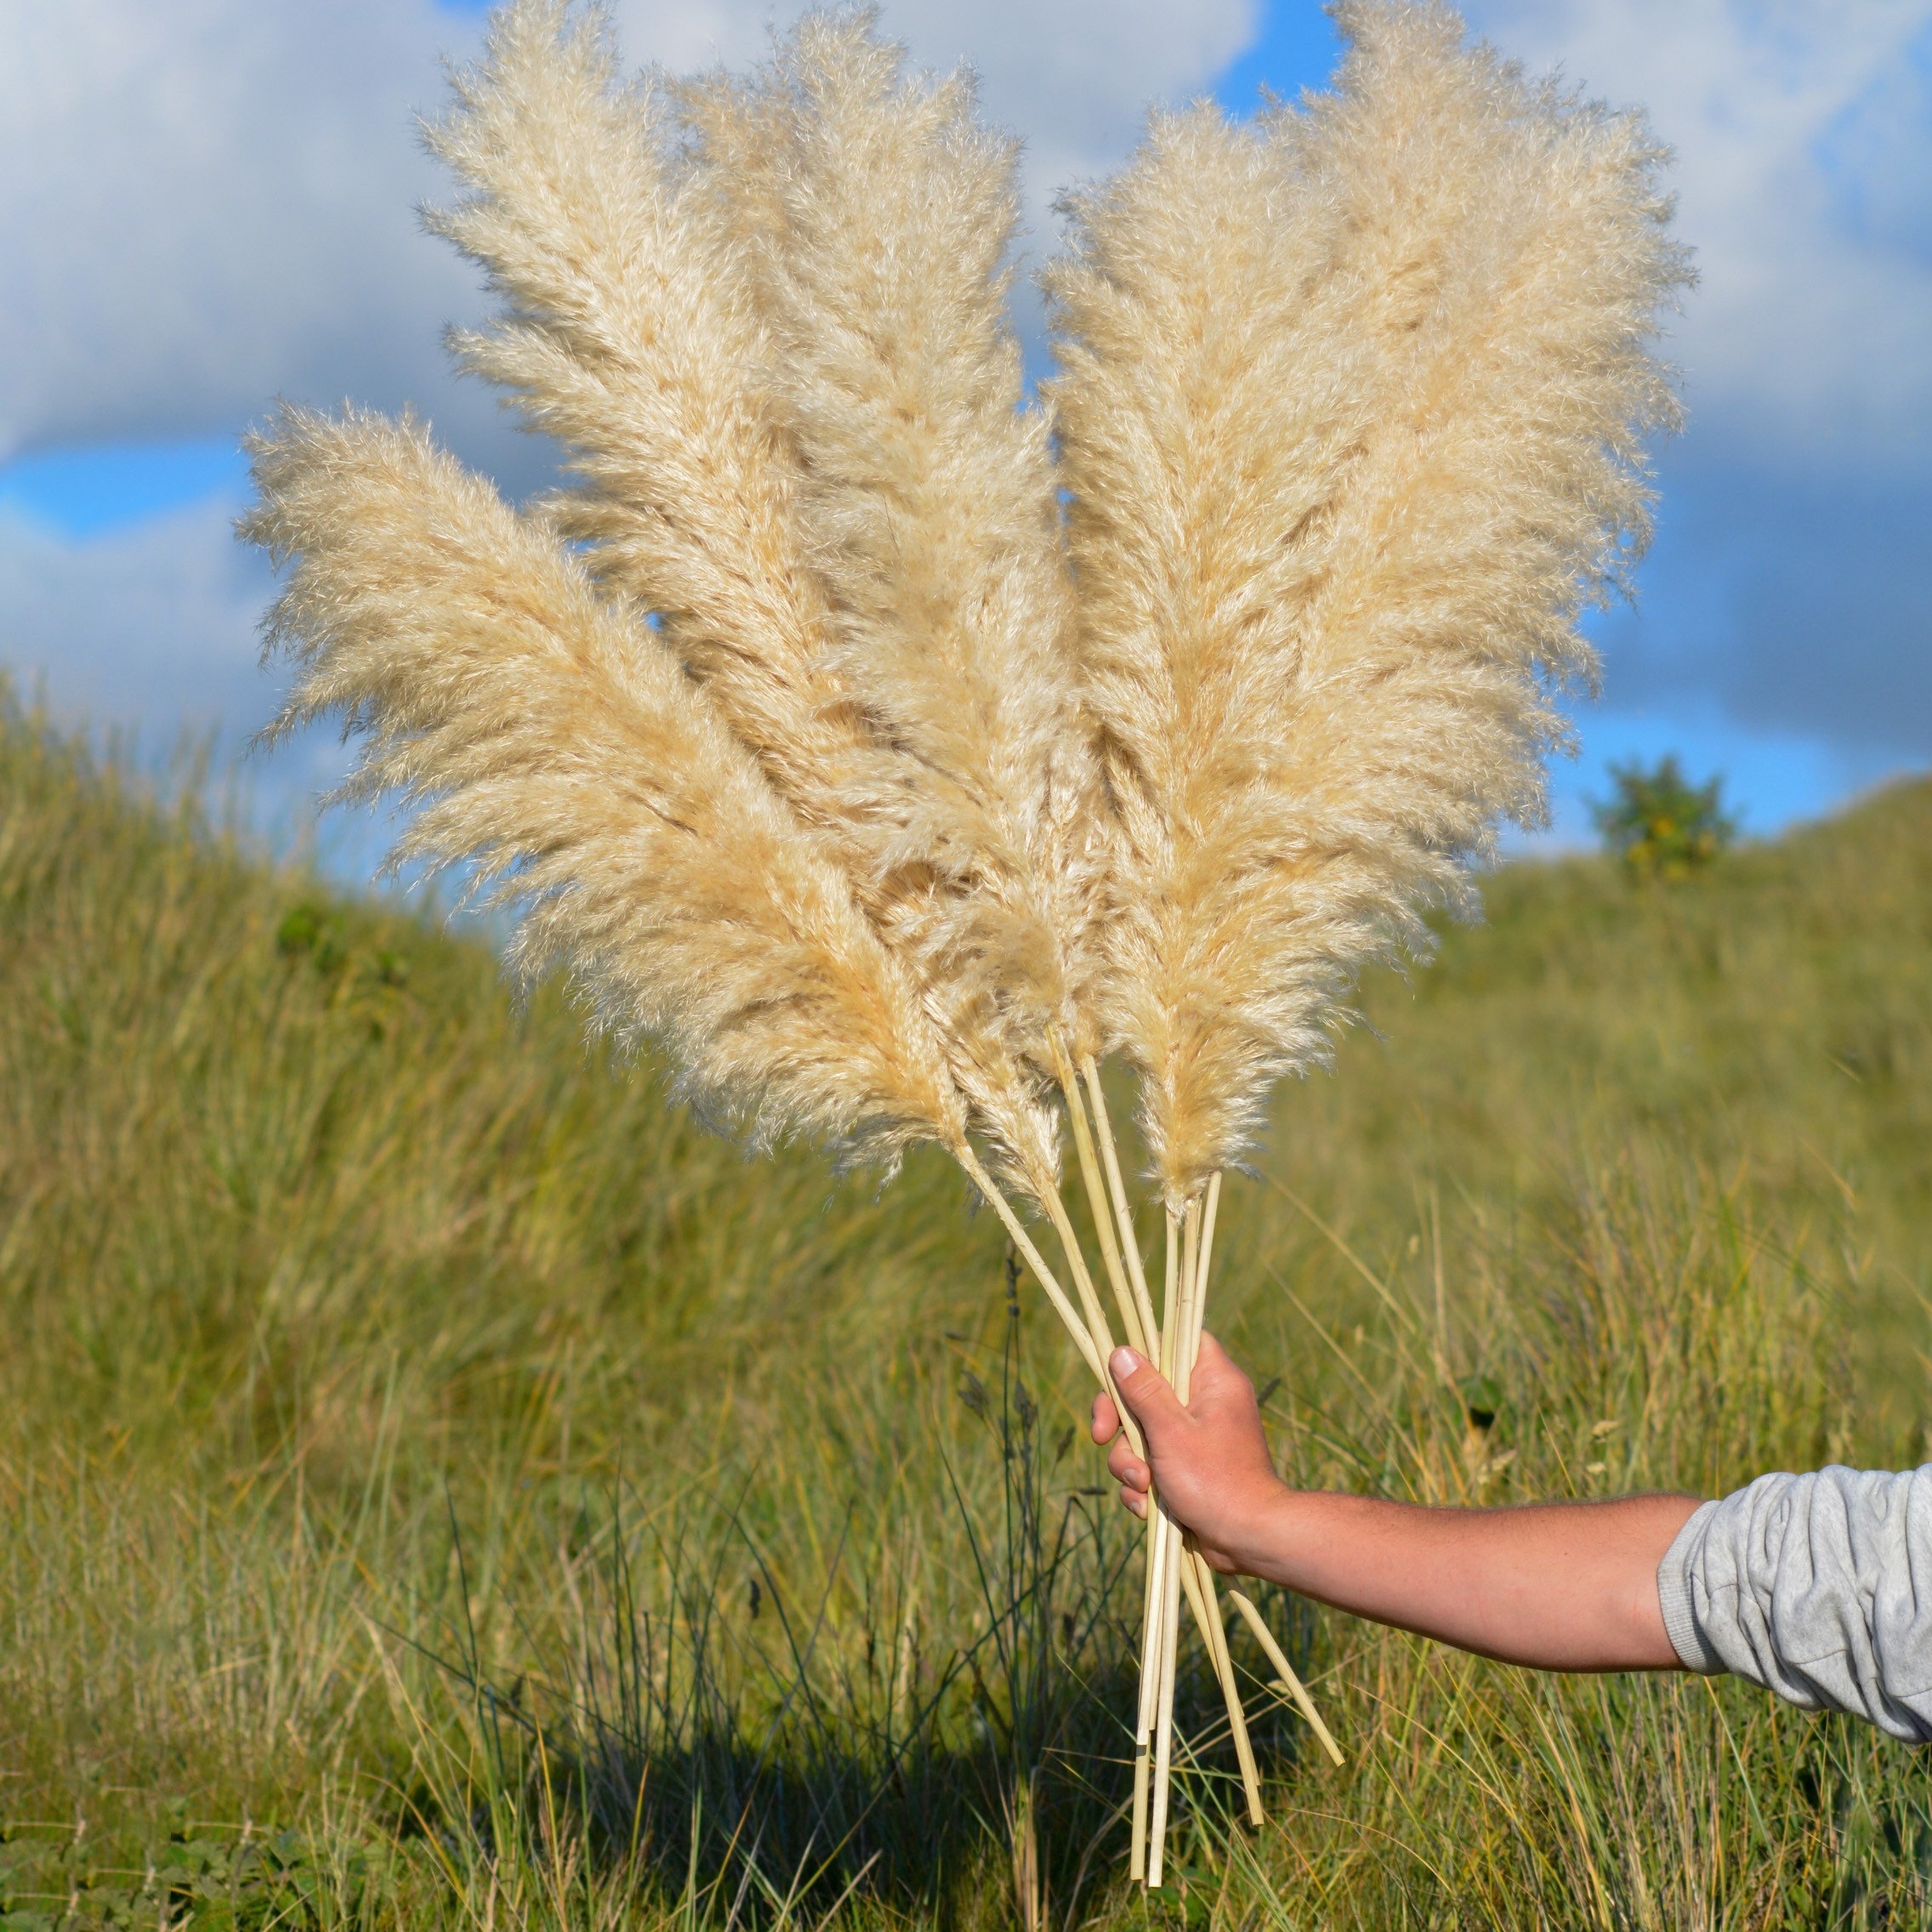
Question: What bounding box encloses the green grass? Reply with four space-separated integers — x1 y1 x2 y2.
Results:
6 688 1932 1929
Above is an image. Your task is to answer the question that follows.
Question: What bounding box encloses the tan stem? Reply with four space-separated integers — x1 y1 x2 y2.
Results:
1036 1185 1148 1468
1225 1588 1345 1768
1146 1202 1196 1888
1198 1170 1342 1772
1139 1208 1180 1883
1082 1059 1160 1353
1154 1189 1269 1873
956 1140 1185 1879
957 1146 1277 1873
1146 1494 1184 1887
1059 1070 1148 1361
1159 1212 1179 1379
1178 1194 1202 1401
1132 1202 1173 1860
1196 1169 1223 1370
952 1145 1105 1389
1038 1186 1117 1371
1179 1548 1264 1826
1128 1501 1163 1883
1180 1168 1264 1821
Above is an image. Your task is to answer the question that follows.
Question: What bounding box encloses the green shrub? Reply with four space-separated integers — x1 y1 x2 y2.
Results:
1591 753 1737 878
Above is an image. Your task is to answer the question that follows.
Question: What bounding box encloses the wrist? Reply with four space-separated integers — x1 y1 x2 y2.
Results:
1209 1469 1298 1576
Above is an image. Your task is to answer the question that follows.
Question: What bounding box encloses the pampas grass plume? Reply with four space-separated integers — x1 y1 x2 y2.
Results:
1046 0 1688 1206
681 20 1106 1197
423 0 890 855
242 405 965 1169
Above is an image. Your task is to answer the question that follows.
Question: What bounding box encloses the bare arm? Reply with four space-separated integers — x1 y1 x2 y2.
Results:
1094 1339 1701 1673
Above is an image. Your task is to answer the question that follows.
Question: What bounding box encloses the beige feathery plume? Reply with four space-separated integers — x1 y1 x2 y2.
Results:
422 0 885 844
1045 0 1687 1206
421 3 1096 1201
242 405 964 1168
679 18 1107 1198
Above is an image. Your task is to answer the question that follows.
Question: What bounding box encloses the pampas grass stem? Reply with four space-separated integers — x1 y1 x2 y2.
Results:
1159 1211 1179 1382
1179 1195 1202 1399
1180 1548 1264 1826
1060 1061 1149 1358
1147 1182 1276 1867
953 1145 1105 1389
1034 1179 1153 1474
1082 1058 1160 1349
1040 1185 1122 1378
1227 1588 1345 1768
1160 1201 1203 1872
1175 1173 1264 1826
1128 1506 1161 1882
1196 1172 1223 1367
1145 1198 1201 1885
1145 1499 1184 1888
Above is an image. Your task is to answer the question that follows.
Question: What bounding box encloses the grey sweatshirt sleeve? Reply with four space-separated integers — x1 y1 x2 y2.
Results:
1656 1466 1932 1742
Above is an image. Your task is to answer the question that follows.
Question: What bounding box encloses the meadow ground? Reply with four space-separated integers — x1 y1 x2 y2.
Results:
7 690 1932 1929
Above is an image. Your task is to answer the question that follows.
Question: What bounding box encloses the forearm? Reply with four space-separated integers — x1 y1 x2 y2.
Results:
1227 1486 1703 1670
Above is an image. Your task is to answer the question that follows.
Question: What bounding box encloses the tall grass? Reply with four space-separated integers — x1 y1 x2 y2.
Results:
6 694 1932 1929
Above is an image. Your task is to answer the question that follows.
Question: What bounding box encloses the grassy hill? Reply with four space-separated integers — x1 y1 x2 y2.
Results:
6 691 1932 1929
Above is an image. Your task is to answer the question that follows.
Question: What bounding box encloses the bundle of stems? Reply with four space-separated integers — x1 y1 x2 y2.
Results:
245 0 1685 1889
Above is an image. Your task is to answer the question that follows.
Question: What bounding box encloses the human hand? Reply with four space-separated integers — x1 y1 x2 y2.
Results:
1089 1334 1287 1576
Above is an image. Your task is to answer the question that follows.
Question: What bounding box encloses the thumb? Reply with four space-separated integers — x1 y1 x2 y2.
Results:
1109 1346 1186 1440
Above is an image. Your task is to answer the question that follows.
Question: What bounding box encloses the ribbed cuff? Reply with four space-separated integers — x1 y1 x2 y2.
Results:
1656 1499 1724 1673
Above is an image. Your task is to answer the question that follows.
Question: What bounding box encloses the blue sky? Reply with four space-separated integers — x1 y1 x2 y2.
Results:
3 0 1928 871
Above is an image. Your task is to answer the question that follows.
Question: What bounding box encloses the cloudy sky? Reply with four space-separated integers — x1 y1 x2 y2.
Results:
2 0 1928 873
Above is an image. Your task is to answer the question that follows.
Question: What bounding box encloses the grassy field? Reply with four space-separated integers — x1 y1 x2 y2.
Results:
6 688 1932 1929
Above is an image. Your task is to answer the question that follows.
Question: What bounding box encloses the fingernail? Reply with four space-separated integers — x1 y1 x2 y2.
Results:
1111 1346 1139 1380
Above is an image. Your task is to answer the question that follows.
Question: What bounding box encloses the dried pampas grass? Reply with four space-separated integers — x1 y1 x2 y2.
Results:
423 2 878 838
246 0 1686 1891
425 2 1104 1209
679 19 1109 1208
1047 0 1687 1208
1042 7 1685 1869
243 405 962 1168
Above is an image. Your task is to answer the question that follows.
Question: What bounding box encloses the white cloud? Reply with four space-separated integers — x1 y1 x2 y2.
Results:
1451 0 1932 766
1463 0 1932 465
0 0 1254 468
0 499 267 732
0 0 474 460
0 496 374 857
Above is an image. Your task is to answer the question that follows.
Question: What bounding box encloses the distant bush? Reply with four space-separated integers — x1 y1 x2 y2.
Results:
1592 753 1736 879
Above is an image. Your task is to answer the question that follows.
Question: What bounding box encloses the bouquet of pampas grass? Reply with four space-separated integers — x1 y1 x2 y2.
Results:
246 0 1685 1886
